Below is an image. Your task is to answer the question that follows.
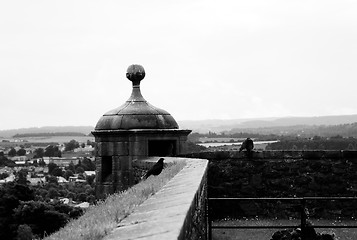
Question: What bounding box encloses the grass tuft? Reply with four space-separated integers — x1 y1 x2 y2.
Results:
44 160 186 240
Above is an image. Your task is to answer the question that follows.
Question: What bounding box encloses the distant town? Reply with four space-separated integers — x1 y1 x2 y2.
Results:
0 135 96 193
0 132 100 239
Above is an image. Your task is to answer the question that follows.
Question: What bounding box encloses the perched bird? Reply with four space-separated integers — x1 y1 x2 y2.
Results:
144 158 165 179
239 138 254 153
239 138 254 159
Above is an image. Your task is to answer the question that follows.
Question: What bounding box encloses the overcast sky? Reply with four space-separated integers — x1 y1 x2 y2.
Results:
0 0 356 130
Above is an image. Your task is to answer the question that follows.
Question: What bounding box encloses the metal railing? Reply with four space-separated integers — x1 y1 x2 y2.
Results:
207 197 357 240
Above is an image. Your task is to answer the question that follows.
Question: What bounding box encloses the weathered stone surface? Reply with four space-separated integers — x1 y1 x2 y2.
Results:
113 142 129 156
97 142 114 156
129 140 147 156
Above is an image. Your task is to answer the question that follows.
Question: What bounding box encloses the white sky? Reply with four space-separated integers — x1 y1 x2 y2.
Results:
1 0 357 130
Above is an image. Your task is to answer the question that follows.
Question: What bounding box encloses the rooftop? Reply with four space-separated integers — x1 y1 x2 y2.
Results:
95 64 179 131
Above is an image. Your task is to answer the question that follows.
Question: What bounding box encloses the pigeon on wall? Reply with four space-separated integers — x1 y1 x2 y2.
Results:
144 158 165 179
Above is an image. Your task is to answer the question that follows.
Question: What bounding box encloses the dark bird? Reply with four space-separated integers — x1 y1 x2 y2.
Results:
239 138 254 153
144 158 165 179
239 138 254 159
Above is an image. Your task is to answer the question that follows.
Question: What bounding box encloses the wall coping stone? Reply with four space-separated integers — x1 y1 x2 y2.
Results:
103 157 208 240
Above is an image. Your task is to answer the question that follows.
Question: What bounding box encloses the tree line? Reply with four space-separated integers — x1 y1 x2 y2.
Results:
4 139 96 159
228 122 357 138
266 136 357 150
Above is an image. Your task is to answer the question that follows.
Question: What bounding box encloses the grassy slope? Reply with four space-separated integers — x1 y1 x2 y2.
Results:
45 160 186 240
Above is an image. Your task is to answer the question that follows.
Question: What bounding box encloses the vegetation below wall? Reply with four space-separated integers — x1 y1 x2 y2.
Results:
266 136 357 150
0 181 84 240
208 154 357 220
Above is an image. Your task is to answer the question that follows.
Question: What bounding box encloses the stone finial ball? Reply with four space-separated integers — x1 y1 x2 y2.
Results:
126 64 145 82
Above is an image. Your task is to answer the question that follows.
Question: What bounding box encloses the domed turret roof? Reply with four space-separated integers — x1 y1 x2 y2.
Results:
95 64 179 130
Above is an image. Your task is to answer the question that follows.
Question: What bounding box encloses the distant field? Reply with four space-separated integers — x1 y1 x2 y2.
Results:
198 141 276 151
199 137 246 143
212 219 357 240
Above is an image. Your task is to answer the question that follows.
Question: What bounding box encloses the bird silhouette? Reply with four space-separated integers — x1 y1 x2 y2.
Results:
144 158 165 179
239 138 254 153
239 138 254 159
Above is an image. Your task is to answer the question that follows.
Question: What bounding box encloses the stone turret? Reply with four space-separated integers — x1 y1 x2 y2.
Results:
92 64 191 198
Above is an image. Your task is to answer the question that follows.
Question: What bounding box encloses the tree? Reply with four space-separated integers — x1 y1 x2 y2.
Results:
54 146 62 157
48 162 58 175
0 155 15 167
77 192 87 202
8 148 17 157
44 145 55 157
64 170 74 180
13 201 69 238
81 157 96 171
44 145 61 157
36 189 48 200
52 167 63 177
17 148 26 156
86 195 96 204
16 224 33 240
34 148 44 158
47 188 59 199
65 140 80 151
15 169 29 185
66 192 75 200
45 175 58 185
75 166 84 174
66 162 76 172
0 182 34 239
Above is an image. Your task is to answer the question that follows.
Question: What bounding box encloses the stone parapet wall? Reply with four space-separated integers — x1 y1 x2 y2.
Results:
183 150 357 220
104 157 208 240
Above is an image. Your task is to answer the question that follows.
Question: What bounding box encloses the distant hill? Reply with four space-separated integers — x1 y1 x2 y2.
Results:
0 126 94 138
178 114 357 133
13 132 87 138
